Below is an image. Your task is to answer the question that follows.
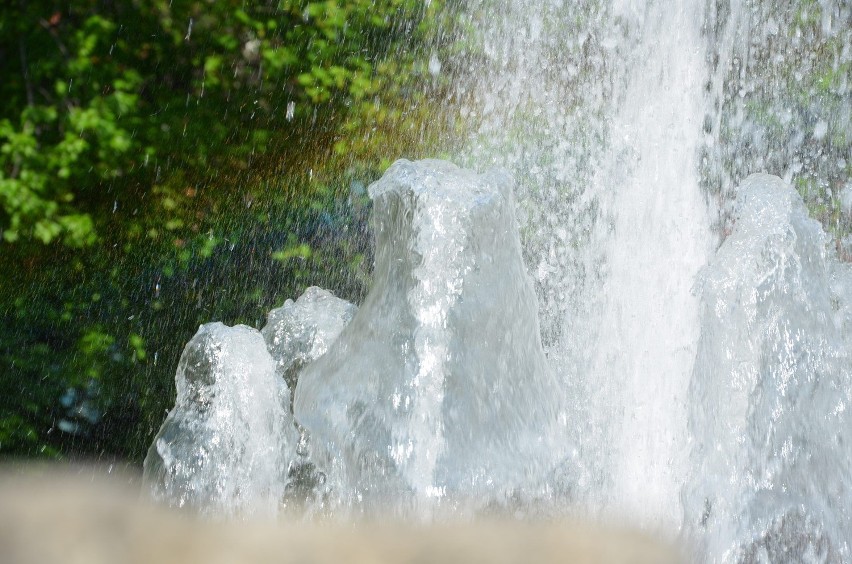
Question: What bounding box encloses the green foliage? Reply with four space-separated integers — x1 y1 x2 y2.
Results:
0 0 451 461
0 9 143 245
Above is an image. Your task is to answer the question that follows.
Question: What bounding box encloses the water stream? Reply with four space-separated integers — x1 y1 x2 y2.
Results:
143 0 852 561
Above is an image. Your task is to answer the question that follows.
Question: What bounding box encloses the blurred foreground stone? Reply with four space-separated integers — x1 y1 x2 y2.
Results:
0 468 682 564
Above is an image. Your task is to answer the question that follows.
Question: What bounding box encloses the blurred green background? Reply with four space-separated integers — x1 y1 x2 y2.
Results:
0 0 455 463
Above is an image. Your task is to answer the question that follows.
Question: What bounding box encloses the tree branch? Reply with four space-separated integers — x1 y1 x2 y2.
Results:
18 36 34 108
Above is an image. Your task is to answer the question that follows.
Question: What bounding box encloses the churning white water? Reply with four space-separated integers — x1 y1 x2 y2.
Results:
449 0 852 558
451 0 714 529
578 0 712 529
143 0 852 561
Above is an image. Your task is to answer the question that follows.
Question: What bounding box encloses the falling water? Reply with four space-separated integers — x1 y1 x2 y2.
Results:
451 0 715 529
574 0 712 529
449 0 852 557
144 0 852 561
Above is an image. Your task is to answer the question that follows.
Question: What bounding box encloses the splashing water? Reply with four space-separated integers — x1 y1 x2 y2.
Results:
451 0 715 530
143 323 295 519
446 0 852 558
685 174 852 561
293 160 565 518
573 0 713 529
144 0 852 560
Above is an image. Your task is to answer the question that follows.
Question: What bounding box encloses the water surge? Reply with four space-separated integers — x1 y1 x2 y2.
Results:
143 0 852 561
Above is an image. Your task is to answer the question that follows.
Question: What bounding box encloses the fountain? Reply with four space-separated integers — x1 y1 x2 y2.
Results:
144 0 852 561
293 160 565 517
685 174 852 561
142 323 294 519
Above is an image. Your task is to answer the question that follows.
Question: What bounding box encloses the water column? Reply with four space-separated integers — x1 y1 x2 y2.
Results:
584 0 713 529
450 0 715 529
